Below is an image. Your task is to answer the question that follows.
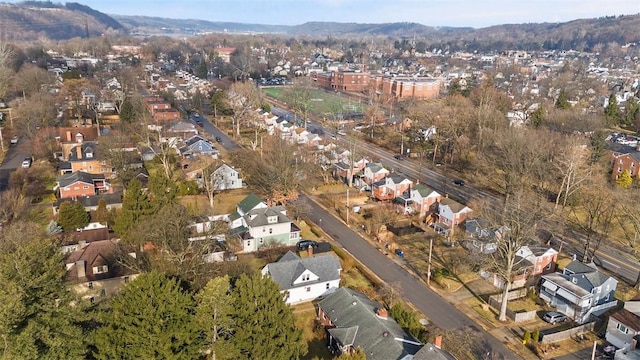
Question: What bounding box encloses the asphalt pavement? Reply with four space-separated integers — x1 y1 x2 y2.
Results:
0 141 29 191
302 193 520 359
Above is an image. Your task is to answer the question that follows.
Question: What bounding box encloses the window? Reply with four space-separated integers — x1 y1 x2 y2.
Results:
326 283 330 290
246 240 251 247
86 152 93 158
306 287 311 292
269 228 273 234
124 276 130 284
617 323 629 334
259 238 264 244
546 263 552 270
89 297 94 304
83 185 89 190
64 187 70 191
571 278 578 284
88 282 93 289
93 265 108 274
88 165 93 171
302 274 310 281
82 161 87 166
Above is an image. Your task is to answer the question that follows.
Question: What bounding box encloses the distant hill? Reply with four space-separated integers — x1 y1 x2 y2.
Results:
0 1 125 41
0 1 638 53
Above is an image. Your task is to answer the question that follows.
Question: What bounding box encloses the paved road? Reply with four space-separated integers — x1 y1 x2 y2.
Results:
187 113 241 151
0 141 29 191
303 194 519 359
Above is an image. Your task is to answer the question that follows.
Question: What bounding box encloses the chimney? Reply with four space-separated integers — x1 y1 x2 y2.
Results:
375 307 388 319
76 145 83 160
307 245 314 257
434 335 443 349
66 131 72 142
76 260 86 278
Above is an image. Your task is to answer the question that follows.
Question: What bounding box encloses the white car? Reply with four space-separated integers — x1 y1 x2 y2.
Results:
21 157 32 169
10 136 18 144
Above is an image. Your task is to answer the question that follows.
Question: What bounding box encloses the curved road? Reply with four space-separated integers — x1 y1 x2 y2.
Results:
303 194 519 359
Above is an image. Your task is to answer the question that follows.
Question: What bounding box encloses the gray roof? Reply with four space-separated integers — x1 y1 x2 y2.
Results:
68 141 99 161
244 206 290 227
388 173 411 184
318 288 422 360
564 260 598 275
57 171 102 188
237 193 264 214
264 251 341 291
366 163 386 173
412 343 457 360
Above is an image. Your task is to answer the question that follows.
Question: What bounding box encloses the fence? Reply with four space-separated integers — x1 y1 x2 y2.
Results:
488 288 537 323
540 322 595 344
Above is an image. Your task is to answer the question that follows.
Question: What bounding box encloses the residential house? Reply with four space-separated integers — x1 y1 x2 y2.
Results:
412 337 456 360
516 245 558 277
317 288 422 360
334 157 369 185
610 147 640 180
539 260 618 324
605 294 640 353
261 250 341 304
163 120 199 140
65 240 139 302
211 163 243 191
58 222 112 254
58 131 111 176
54 192 123 215
363 163 390 186
293 127 311 145
432 197 473 236
56 171 111 200
228 194 300 252
372 173 413 202
178 135 219 158
409 183 441 217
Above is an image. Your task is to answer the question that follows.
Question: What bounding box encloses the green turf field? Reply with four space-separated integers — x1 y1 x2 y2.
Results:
263 87 366 115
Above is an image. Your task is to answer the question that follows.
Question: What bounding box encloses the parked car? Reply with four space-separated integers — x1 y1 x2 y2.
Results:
543 311 567 324
10 136 18 144
215 136 222 142
297 240 319 250
395 249 404 258
21 157 32 169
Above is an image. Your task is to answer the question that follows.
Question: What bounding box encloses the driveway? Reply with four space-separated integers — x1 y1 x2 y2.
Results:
303 194 519 359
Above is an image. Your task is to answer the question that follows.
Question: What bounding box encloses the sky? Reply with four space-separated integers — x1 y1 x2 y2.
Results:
8 0 640 28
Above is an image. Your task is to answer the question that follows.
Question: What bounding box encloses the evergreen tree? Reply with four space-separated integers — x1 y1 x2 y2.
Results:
195 60 208 80
532 329 540 343
92 272 201 360
114 178 152 238
624 97 640 129
604 93 620 126
95 198 109 225
529 106 545 128
555 89 571 109
195 276 238 359
0 222 87 359
148 173 177 212
230 273 306 360
45 219 63 235
616 170 633 189
119 98 135 123
57 201 90 232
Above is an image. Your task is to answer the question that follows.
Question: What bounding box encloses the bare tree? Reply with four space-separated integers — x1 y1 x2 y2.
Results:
482 190 545 322
282 77 314 129
0 42 15 102
0 188 26 225
228 81 261 137
554 135 591 209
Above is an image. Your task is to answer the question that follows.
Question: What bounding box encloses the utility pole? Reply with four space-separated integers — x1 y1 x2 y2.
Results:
0 126 4 152
346 189 350 225
427 238 433 286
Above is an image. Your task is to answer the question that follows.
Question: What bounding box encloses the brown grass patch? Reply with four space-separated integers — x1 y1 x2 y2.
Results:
293 302 333 360
213 188 252 214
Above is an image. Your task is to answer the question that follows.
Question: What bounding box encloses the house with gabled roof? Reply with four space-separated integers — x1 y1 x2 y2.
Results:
178 134 219 158
211 163 243 191
539 260 618 324
261 250 341 304
432 197 472 236
228 194 300 252
65 239 139 302
363 162 390 185
56 171 111 199
606 294 640 353
372 173 413 201
409 182 441 217
58 132 112 176
162 120 199 140
318 288 422 360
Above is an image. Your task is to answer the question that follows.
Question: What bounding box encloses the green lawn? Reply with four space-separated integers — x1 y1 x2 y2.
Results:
263 87 366 115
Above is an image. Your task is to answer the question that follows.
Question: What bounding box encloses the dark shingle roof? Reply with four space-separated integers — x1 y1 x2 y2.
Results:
318 288 422 360
564 260 597 275
57 171 103 188
244 207 291 227
611 308 640 332
264 251 341 291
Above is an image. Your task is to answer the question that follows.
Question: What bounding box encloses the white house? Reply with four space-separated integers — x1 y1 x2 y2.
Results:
211 163 243 191
261 251 341 304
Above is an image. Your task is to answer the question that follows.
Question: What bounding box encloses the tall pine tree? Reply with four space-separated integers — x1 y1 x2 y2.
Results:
57 201 90 232
604 93 620 126
195 275 238 359
555 89 571 109
0 221 87 359
114 178 152 238
92 272 201 359
230 273 306 360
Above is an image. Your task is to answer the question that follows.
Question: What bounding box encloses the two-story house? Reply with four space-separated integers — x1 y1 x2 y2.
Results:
261 251 341 304
515 245 558 277
65 239 139 302
410 183 442 217
432 197 473 236
58 132 111 177
362 163 390 186
539 260 618 324
372 173 413 201
318 288 422 360
605 294 640 353
56 171 111 200
228 194 301 252
211 163 243 191
178 135 219 158
610 145 640 180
